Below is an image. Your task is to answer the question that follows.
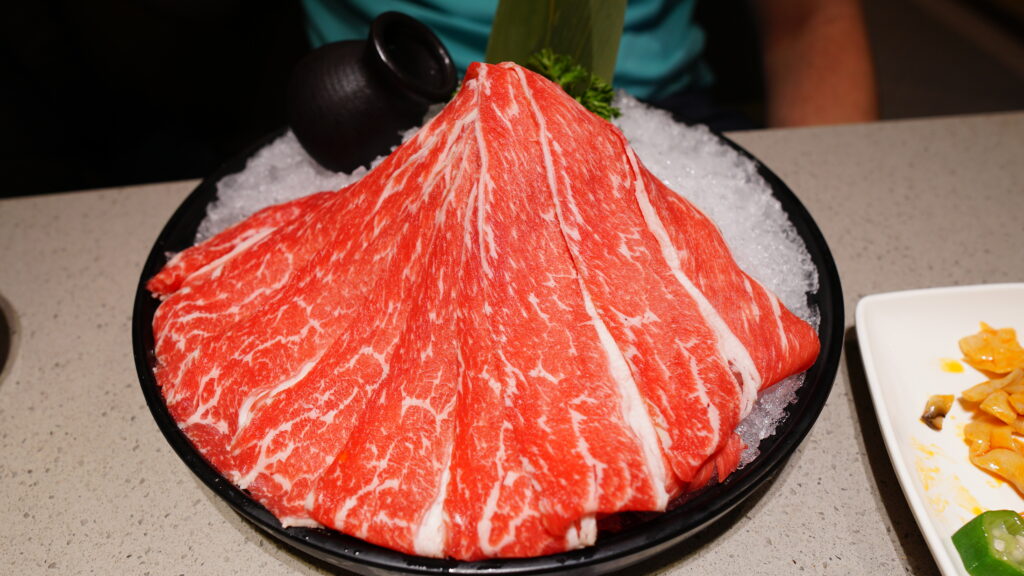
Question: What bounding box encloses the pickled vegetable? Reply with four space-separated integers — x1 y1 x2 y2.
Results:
926 326 1024 496
921 394 954 430
964 369 1024 403
960 323 1024 374
972 450 1024 495
984 391 1020 425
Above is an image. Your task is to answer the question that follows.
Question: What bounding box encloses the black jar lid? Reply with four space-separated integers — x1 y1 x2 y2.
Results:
369 11 457 103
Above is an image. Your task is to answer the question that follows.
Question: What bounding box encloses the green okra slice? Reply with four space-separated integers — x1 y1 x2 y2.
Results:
953 510 1024 576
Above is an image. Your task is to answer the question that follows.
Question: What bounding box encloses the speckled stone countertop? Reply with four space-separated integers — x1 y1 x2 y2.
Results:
1 112 1022 575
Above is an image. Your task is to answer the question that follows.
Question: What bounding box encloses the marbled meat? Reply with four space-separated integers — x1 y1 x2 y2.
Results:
147 61 820 560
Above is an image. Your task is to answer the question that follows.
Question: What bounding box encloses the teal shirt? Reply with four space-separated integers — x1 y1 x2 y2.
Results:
301 0 712 101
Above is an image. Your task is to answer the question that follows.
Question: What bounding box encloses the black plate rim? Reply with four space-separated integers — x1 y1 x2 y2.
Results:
132 128 844 575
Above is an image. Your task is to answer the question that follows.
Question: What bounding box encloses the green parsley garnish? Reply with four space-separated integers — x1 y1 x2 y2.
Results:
526 49 620 120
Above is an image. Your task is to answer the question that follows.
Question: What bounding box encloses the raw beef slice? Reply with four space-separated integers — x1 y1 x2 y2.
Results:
147 61 820 560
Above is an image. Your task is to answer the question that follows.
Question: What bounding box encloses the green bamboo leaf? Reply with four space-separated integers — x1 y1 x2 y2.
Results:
485 0 626 83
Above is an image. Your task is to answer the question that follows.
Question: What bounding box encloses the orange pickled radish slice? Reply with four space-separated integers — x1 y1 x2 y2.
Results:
960 323 1024 374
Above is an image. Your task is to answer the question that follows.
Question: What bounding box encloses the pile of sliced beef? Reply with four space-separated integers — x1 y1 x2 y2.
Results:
147 61 820 560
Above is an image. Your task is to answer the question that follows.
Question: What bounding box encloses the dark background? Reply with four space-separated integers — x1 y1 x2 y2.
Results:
2 0 309 197
2 0 1022 198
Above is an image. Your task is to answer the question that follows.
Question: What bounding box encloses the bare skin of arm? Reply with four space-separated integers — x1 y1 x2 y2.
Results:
754 0 879 127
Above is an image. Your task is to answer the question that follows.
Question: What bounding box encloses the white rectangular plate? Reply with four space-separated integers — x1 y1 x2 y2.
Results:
857 283 1024 576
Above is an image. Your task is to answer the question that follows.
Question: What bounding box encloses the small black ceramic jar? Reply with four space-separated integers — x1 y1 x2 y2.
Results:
287 11 457 172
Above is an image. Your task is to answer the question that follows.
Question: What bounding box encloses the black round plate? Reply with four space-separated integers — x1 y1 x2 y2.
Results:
132 129 843 575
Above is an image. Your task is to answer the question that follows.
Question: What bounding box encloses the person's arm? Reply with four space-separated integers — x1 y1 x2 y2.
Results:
754 0 878 127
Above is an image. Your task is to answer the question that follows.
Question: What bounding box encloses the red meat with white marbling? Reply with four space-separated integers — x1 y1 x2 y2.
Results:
148 61 819 560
